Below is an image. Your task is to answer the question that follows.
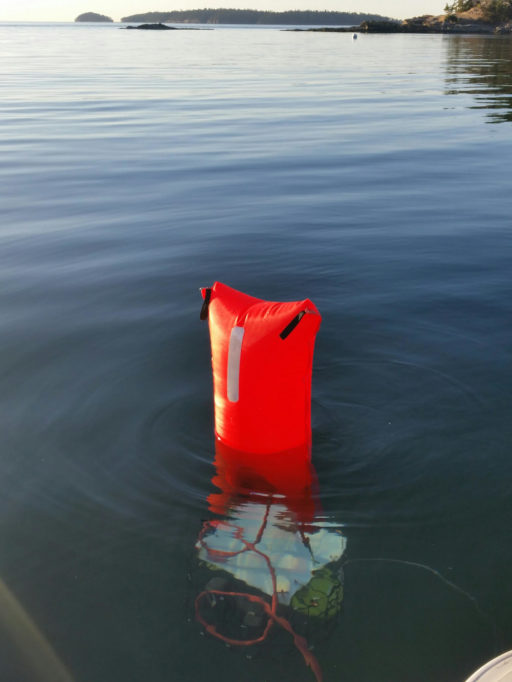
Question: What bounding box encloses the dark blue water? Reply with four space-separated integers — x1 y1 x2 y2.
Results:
1 23 512 682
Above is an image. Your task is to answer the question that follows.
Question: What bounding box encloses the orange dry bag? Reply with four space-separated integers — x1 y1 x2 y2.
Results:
200 282 321 456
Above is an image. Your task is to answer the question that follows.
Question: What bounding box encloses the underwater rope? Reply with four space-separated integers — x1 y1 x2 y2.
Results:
194 505 323 682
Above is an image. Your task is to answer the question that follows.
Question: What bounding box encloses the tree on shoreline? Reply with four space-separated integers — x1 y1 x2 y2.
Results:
484 0 512 21
444 0 475 12
444 0 512 22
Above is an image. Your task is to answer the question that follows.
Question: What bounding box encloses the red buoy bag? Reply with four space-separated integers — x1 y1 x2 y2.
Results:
201 282 321 455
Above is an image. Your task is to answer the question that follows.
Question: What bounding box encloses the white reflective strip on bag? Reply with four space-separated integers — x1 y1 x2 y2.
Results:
227 326 244 403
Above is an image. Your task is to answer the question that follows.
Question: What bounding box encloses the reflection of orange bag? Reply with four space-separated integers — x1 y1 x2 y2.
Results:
201 282 322 456
207 439 320 524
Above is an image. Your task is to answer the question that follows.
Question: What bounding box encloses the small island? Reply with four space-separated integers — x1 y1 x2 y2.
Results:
75 12 113 23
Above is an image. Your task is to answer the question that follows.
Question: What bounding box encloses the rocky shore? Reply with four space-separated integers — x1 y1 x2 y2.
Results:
298 19 511 34
362 13 511 34
297 2 512 35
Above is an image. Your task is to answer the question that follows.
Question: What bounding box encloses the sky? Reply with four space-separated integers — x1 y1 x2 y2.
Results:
1 1 447 22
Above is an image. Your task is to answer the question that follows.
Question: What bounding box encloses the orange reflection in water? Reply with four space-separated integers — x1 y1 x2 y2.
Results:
207 439 320 526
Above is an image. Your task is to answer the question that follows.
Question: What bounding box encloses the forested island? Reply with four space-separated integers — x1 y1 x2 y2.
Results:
121 9 392 25
75 12 113 22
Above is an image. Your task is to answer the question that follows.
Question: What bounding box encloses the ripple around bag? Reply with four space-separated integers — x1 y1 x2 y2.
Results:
200 282 322 456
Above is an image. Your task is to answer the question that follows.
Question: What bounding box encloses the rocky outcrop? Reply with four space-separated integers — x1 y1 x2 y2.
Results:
125 23 176 30
495 20 512 33
399 13 497 33
290 21 399 33
75 12 113 22
358 20 402 32
300 3 512 34
359 4 512 34
295 15 502 34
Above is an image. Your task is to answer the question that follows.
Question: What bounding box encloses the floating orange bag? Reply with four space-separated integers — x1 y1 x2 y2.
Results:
201 282 321 456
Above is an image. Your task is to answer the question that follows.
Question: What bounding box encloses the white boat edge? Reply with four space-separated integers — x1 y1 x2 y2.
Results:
465 651 512 682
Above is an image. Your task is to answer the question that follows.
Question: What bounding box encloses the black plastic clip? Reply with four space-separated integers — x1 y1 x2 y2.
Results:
279 310 306 340
200 288 212 321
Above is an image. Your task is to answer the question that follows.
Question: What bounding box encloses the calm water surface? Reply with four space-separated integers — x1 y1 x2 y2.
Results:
1 22 512 682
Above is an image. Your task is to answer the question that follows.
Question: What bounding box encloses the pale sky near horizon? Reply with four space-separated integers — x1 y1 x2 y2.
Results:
1 1 446 23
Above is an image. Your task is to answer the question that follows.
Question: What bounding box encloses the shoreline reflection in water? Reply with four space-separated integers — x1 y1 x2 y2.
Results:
445 35 512 122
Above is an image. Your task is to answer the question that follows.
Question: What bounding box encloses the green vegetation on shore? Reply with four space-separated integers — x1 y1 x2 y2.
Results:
121 8 392 25
444 0 512 22
341 0 512 34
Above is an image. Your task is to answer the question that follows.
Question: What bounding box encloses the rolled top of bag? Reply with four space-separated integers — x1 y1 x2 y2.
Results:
201 282 321 455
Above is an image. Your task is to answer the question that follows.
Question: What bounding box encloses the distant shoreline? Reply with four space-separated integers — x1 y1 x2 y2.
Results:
119 9 393 25
118 5 511 35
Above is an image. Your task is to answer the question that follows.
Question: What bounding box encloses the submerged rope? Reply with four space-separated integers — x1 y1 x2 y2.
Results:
194 506 323 682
